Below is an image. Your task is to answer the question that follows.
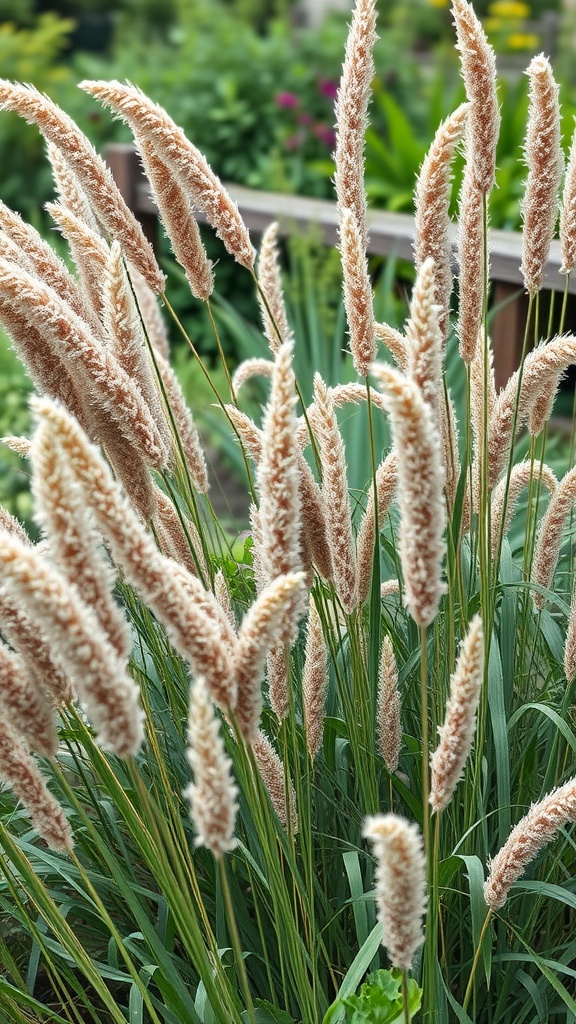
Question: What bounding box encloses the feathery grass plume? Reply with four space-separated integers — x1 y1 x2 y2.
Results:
488 334 576 489
521 55 563 295
333 0 377 251
440 388 461 509
0 198 99 330
0 643 58 758
0 505 30 546
528 369 562 436
35 398 235 707
80 80 255 270
374 321 408 369
430 615 484 813
312 374 358 613
99 431 157 522
340 207 375 376
0 529 143 758
214 569 236 631
103 240 170 450
0 718 72 851
31 419 132 662
129 264 170 360
0 260 168 470
356 451 398 606
1 435 31 459
226 405 333 581
267 643 289 721
185 676 238 859
381 579 400 599
0 81 164 292
485 776 576 910
47 141 99 232
0 588 74 706
377 635 401 773
406 257 442 424
252 729 298 832
257 222 293 353
563 594 576 681
155 350 209 492
232 358 273 393
153 486 208 579
457 169 485 364
372 364 446 627
298 382 388 447
560 127 576 274
302 598 329 759
296 455 334 581
363 814 427 972
452 0 499 194
225 406 265 463
491 461 557 559
136 135 214 301
46 201 110 322
0 297 96 439
414 103 469 338
531 465 576 609
256 341 304 637
249 504 267 595
233 573 306 739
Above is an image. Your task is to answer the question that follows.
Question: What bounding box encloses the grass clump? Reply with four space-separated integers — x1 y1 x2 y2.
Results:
1 2 576 1023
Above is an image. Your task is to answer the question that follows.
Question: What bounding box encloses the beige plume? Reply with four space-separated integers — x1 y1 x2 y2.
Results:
302 598 329 759
372 364 446 627
363 814 427 972
80 80 255 269
452 0 499 194
377 636 401 774
185 676 238 859
414 103 469 338
430 615 484 813
257 222 293 353
521 55 563 295
485 776 576 910
0 719 72 851
0 81 164 291
340 207 375 377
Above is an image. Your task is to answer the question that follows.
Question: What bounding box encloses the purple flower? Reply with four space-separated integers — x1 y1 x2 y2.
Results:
319 79 339 100
285 132 303 151
312 123 336 147
276 91 299 109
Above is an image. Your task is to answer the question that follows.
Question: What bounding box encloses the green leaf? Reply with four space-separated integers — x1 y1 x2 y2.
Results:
339 969 421 1024
322 923 383 1024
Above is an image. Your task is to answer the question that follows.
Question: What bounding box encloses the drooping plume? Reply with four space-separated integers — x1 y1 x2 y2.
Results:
485 776 576 910
80 80 255 269
185 676 238 859
257 222 293 353
377 635 402 774
0 81 164 291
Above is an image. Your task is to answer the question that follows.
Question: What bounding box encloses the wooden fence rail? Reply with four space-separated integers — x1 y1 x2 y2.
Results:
106 142 575 390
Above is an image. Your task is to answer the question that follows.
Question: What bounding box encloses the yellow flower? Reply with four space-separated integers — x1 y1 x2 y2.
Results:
427 0 449 7
507 31 540 49
488 0 531 17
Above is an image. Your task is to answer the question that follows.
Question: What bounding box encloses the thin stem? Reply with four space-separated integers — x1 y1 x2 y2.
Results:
219 857 258 1024
420 624 430 858
401 970 411 1024
462 909 493 1014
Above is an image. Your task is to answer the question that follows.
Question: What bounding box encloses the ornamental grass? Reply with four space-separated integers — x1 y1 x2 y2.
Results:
2 2 576 1022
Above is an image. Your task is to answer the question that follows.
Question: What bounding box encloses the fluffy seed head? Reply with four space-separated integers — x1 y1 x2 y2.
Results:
363 814 427 972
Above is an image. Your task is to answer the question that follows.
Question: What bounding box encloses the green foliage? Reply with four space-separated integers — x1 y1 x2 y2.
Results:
0 334 33 528
0 13 75 216
340 970 422 1024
